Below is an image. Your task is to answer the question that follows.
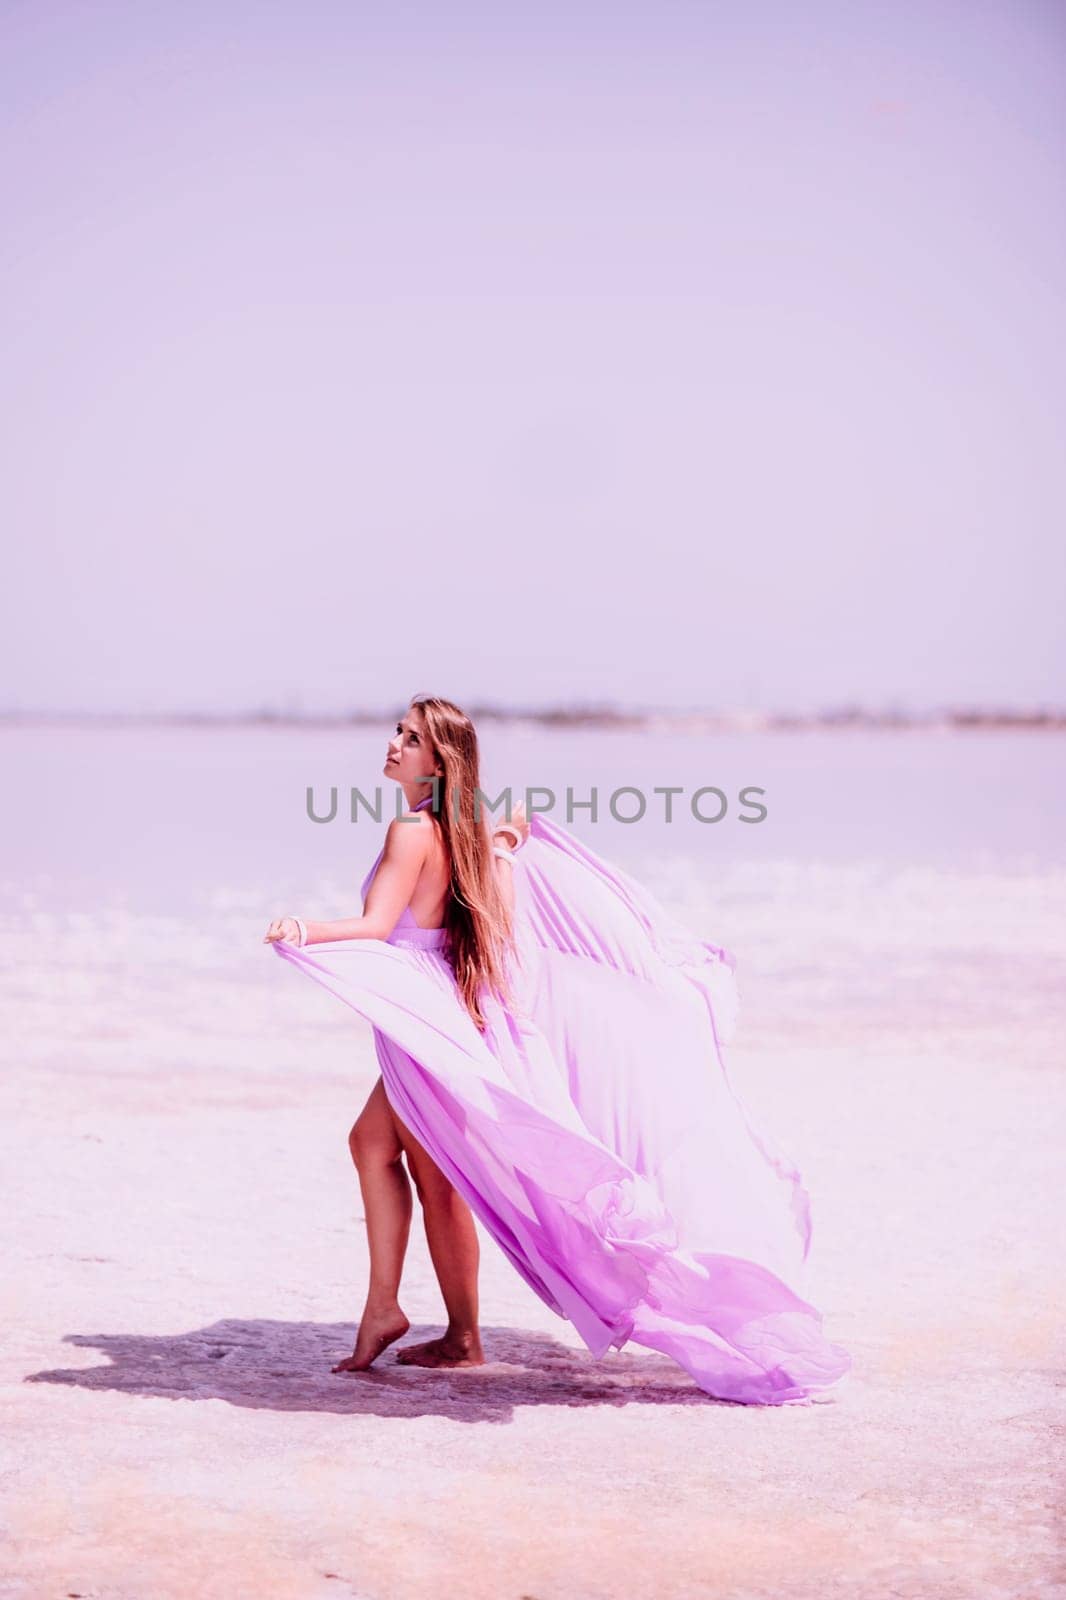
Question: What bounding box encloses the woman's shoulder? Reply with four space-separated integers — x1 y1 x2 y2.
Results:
383 810 451 876
383 809 437 851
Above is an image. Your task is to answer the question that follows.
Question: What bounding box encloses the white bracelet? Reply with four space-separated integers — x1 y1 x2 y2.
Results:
292 917 309 947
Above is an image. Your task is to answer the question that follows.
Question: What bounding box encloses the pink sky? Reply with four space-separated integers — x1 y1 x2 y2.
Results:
1 1 1063 715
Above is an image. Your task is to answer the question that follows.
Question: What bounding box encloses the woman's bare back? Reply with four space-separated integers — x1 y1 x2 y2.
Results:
404 810 452 929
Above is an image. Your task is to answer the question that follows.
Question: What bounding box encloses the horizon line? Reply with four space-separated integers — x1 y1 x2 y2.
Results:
1 701 1064 732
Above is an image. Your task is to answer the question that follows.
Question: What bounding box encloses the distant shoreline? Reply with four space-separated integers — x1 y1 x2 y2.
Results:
1 705 1063 733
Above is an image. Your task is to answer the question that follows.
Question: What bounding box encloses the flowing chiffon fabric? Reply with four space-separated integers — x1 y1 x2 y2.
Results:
273 800 851 1405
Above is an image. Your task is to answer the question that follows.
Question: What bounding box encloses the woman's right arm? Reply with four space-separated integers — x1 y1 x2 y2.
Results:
264 814 430 947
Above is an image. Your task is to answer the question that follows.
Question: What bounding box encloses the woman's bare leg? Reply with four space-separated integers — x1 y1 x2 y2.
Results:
389 1107 485 1368
332 1077 413 1373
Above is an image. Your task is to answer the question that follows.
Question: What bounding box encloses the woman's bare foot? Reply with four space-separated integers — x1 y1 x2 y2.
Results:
395 1328 484 1368
331 1302 410 1373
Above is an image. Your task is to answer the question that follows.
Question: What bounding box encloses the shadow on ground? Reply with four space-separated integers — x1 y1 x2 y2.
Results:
25 1319 728 1421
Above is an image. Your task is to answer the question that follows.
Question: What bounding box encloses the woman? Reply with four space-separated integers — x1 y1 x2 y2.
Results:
265 695 852 1405
270 695 522 1372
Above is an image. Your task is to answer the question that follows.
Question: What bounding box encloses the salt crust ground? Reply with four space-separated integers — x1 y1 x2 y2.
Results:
2 901 1063 1600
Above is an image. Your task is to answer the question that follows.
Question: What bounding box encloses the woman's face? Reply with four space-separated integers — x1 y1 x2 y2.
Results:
384 708 439 789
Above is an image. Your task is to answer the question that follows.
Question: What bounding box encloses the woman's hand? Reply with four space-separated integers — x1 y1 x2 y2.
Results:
263 917 303 945
493 800 530 851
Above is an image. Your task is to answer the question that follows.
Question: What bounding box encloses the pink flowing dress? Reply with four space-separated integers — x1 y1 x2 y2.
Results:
272 796 851 1405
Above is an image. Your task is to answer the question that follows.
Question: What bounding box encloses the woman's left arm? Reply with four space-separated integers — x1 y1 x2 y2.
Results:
263 816 429 948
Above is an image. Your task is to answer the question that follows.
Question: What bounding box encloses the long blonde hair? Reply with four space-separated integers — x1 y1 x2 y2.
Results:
408 695 516 1032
